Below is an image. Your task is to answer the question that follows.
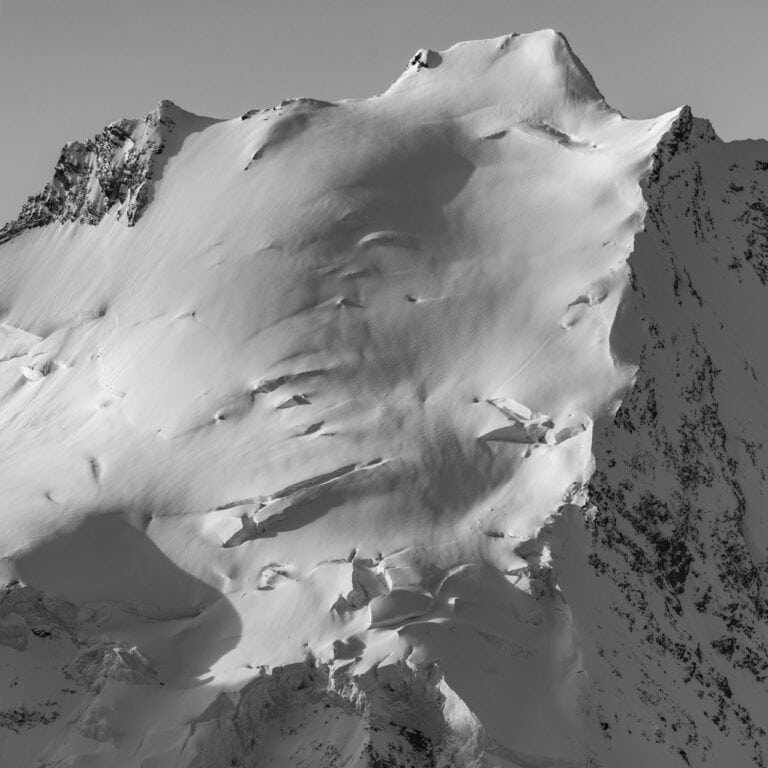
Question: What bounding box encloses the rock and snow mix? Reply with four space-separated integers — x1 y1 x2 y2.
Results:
0 29 767 767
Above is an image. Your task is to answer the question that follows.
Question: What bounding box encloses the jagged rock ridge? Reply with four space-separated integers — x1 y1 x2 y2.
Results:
0 100 186 244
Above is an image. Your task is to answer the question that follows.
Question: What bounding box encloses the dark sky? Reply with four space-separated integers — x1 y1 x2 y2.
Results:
1 0 766 225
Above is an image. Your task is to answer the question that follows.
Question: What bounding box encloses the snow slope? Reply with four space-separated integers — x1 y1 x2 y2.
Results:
0 29 765 767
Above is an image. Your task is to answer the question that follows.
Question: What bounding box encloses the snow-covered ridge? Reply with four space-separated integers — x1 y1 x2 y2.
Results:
0 30 608 247
1 28 766 768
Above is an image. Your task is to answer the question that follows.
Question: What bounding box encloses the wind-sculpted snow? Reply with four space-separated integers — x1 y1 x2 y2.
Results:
0 28 760 768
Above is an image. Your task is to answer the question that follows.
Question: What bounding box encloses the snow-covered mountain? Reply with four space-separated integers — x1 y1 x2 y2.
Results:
1 29 767 768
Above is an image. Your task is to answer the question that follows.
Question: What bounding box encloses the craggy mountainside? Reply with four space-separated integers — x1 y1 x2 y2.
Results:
0 100 209 245
549 110 768 767
1 30 768 768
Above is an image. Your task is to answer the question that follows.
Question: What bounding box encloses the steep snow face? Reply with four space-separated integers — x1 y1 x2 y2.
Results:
0 30 687 767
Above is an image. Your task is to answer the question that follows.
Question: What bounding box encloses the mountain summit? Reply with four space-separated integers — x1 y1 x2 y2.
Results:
388 30 606 110
1 30 768 768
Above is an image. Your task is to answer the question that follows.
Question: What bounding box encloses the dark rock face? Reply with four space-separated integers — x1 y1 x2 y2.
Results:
408 49 443 70
0 101 179 245
567 111 768 766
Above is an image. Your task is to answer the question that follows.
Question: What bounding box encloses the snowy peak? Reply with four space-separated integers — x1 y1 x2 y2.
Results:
3 28 765 768
649 104 720 183
389 30 608 125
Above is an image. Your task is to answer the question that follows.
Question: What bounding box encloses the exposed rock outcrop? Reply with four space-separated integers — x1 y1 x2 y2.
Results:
0 100 183 244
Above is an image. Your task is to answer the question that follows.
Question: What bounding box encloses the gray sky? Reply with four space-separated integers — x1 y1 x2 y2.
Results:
1 0 766 226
